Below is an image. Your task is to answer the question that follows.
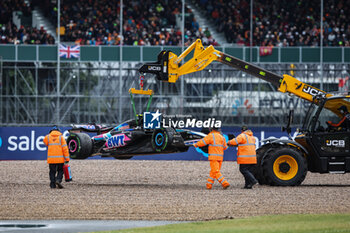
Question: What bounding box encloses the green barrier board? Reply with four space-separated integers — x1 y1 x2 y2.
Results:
259 48 279 62
0 45 348 63
302 48 320 63
323 48 342 62
101 46 120 61
39 46 57 61
244 48 258 62
81 46 99 61
0 45 15 60
123 46 140 61
143 47 162 62
225 48 244 60
281 48 299 63
344 48 350 62
18 46 36 61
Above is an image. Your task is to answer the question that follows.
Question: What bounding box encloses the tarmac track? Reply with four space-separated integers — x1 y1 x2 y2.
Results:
0 220 181 232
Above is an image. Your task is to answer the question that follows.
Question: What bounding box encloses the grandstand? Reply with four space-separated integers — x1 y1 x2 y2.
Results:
0 0 349 127
194 0 350 47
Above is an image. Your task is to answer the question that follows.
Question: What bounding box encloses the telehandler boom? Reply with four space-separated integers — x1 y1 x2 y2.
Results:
139 39 333 103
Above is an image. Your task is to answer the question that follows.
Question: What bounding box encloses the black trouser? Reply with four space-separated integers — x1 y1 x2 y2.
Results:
49 163 64 186
239 164 258 186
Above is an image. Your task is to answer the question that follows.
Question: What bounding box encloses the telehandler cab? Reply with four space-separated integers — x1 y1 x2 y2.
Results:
139 39 350 186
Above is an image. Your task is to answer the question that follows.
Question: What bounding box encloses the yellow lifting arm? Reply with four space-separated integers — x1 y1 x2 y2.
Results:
139 39 332 103
129 88 153 96
167 39 221 83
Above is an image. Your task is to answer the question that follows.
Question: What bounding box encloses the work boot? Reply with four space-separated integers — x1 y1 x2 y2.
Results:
50 183 56 189
56 182 64 189
251 180 258 188
243 184 253 189
206 183 213 190
222 181 230 190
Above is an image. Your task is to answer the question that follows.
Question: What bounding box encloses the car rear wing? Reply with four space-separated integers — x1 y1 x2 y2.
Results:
69 124 114 134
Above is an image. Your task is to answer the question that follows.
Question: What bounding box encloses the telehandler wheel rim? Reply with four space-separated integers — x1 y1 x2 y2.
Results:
273 155 298 180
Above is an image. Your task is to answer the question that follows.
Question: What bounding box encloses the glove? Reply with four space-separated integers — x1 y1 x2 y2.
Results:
64 161 69 164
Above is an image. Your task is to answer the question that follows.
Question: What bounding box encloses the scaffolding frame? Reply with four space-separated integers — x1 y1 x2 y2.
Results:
1 61 349 127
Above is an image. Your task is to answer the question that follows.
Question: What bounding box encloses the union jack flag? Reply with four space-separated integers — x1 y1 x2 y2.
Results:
59 44 80 59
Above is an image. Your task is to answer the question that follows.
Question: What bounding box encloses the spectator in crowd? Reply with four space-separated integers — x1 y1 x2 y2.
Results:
195 0 350 47
3 0 350 46
35 0 217 46
0 0 55 44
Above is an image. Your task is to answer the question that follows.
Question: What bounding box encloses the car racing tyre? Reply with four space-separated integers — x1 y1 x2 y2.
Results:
251 146 269 185
262 146 307 186
67 133 93 159
151 128 175 152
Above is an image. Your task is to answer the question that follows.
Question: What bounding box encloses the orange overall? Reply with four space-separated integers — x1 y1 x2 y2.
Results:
194 130 230 189
228 130 258 188
228 130 257 165
43 130 70 164
43 129 70 188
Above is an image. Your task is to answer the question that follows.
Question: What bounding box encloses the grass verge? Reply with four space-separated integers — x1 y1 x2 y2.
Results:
99 213 350 233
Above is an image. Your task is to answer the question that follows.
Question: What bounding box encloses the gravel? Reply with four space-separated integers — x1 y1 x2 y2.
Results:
0 160 350 221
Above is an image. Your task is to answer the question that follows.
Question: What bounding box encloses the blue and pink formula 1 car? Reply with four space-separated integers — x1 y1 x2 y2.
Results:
66 116 206 160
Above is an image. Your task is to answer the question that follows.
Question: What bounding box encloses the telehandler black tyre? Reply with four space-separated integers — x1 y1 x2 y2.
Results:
252 146 269 185
67 132 93 159
262 147 307 186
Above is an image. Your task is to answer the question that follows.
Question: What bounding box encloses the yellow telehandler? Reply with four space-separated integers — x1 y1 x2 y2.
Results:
139 39 350 186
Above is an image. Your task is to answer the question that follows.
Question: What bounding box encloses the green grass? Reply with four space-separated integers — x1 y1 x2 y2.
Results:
99 214 350 233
